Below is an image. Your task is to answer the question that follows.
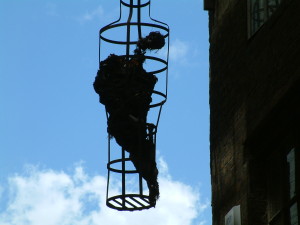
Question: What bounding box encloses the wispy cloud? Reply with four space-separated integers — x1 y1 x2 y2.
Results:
169 39 189 63
158 38 204 80
159 39 194 67
45 3 58 17
77 6 104 24
0 159 208 225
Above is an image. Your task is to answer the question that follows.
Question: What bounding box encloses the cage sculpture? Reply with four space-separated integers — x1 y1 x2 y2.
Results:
93 0 169 211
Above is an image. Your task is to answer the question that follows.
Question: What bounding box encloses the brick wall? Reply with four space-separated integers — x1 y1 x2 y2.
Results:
208 0 300 224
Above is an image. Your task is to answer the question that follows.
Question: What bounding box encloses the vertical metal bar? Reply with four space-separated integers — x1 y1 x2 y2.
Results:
155 105 163 128
126 0 134 59
106 131 111 205
139 173 143 195
148 1 170 99
98 31 101 69
165 35 170 98
137 0 142 39
121 0 133 209
137 122 143 196
149 125 156 165
122 147 126 208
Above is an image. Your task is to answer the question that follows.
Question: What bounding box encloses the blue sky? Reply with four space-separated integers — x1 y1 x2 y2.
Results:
0 0 210 224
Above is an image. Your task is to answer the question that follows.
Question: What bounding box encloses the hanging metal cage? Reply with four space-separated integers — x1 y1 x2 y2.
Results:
95 0 169 211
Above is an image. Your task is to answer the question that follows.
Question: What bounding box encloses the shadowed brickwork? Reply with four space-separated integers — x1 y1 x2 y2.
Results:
205 0 300 224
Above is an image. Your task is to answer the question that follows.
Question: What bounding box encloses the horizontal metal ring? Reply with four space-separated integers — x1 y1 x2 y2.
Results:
107 158 137 174
100 22 169 45
121 0 150 8
107 194 153 211
150 90 167 108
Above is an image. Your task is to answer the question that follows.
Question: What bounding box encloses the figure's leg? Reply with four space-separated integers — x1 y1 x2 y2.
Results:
130 140 159 206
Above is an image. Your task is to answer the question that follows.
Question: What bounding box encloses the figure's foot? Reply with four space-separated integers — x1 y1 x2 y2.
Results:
148 182 159 207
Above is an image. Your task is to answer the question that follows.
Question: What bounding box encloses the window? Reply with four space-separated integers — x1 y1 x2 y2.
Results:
267 148 299 225
267 150 285 225
248 0 282 36
287 148 299 225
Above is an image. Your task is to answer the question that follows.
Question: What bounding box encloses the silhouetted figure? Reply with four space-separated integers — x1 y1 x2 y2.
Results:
94 32 165 206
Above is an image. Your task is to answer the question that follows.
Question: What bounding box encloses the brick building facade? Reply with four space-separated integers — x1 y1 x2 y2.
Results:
205 0 300 224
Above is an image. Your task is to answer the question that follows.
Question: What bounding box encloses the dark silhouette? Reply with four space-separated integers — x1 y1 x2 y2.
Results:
94 32 165 206
135 31 166 55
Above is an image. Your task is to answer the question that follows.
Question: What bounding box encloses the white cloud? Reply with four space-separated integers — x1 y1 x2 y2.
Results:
159 39 195 73
169 39 189 63
158 38 204 80
0 159 208 225
78 6 104 24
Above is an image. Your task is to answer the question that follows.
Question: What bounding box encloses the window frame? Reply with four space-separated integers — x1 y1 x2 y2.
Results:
247 0 283 38
286 148 299 225
267 147 299 225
